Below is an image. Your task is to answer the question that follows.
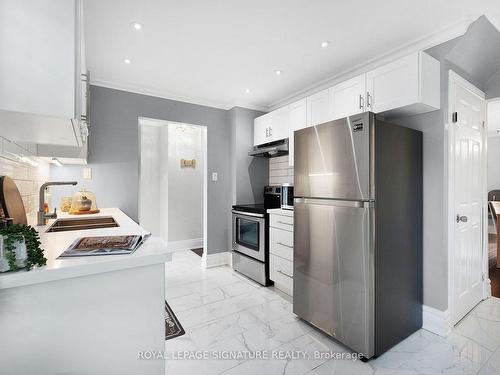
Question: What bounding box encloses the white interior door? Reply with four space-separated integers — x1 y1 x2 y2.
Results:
450 72 486 324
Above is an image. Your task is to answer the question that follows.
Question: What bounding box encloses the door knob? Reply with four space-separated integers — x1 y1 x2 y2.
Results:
456 214 468 223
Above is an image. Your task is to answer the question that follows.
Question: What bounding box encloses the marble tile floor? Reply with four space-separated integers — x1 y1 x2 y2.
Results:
165 251 500 374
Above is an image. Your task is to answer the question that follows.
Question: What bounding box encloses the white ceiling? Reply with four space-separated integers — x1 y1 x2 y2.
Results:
84 0 500 110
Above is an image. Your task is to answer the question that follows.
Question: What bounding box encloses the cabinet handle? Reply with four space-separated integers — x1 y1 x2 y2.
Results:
277 242 293 249
277 270 293 279
269 127 272 137
359 94 364 110
277 221 293 226
265 128 269 138
367 92 372 108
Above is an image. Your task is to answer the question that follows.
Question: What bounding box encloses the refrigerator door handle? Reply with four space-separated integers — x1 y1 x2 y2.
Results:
294 198 373 208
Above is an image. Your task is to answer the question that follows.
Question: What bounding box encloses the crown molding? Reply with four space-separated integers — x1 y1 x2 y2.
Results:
268 15 477 110
90 79 231 110
90 79 268 113
484 13 500 33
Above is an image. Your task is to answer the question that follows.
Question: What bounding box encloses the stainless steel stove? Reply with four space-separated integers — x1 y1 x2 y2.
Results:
231 186 280 285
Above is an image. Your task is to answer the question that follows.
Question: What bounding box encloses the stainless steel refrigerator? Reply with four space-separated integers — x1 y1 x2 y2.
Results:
293 112 422 359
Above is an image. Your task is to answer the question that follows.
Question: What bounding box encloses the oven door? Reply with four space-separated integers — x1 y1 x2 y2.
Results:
232 210 266 262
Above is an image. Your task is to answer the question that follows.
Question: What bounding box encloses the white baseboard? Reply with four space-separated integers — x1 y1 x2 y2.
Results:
202 251 231 268
422 305 451 337
167 238 203 252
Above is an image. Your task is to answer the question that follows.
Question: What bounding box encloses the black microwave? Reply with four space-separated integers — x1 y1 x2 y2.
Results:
281 184 294 210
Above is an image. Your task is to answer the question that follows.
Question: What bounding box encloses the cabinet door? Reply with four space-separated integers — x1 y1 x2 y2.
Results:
0 0 77 118
288 99 307 167
269 105 289 142
307 89 331 127
254 114 269 146
330 74 366 120
366 53 419 114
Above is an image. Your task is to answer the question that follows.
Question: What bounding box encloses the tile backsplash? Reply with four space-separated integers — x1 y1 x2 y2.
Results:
269 155 293 186
0 157 50 224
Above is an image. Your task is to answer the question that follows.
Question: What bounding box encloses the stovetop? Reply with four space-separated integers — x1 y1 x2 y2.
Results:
232 204 267 215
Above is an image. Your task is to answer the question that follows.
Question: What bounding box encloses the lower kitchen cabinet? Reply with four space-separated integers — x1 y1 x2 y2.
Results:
270 254 293 296
268 209 294 296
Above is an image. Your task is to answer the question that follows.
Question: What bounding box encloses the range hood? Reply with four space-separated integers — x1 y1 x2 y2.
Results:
249 138 289 158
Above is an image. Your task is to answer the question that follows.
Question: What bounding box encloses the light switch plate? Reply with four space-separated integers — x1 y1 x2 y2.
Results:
83 167 92 180
212 172 218 181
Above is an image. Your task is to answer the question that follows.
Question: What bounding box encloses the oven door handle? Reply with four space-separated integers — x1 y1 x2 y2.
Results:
231 210 265 218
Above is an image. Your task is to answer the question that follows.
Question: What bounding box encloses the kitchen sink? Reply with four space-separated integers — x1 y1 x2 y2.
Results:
46 216 119 233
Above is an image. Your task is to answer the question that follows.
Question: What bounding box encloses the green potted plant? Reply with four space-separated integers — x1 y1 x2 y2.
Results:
0 224 47 272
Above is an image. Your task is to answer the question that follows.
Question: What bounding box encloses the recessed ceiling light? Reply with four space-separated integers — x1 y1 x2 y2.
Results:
132 22 142 30
275 70 282 76
321 41 330 48
245 88 251 94
123 58 131 64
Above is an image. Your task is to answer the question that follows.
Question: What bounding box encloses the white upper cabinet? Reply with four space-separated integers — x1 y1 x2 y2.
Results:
289 99 307 131
329 74 366 120
253 106 289 146
0 0 87 147
288 98 307 167
366 51 440 117
0 0 76 118
306 88 331 127
253 51 440 153
271 105 290 141
254 112 271 146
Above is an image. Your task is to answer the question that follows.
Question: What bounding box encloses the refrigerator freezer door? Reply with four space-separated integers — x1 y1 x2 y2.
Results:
293 198 374 357
294 113 372 200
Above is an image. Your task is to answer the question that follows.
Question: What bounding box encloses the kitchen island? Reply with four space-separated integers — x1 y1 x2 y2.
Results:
0 208 170 375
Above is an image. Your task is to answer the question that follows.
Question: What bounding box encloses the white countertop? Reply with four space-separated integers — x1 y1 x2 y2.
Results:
0 208 171 290
267 208 294 217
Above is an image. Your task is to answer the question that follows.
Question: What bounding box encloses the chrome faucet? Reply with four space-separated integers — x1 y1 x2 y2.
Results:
37 181 78 226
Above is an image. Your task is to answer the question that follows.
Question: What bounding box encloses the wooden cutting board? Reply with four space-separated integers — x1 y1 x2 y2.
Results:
0 176 28 225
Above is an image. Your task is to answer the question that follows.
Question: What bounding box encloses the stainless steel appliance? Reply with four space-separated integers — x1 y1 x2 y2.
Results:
248 139 288 157
293 112 422 359
281 184 294 210
232 186 281 285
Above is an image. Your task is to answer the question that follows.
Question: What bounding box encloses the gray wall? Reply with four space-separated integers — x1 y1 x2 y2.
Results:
391 109 447 310
51 85 231 255
390 17 500 311
227 106 268 251
228 107 268 205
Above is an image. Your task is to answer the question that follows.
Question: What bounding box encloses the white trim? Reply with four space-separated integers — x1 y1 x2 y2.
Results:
138 118 208 264
422 305 451 337
201 251 231 268
90 79 268 112
269 16 475 110
484 14 500 33
487 97 500 137
447 71 489 327
167 238 203 252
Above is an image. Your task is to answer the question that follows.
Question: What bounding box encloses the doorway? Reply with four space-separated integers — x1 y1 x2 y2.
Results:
448 71 488 325
138 118 208 259
486 98 500 298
